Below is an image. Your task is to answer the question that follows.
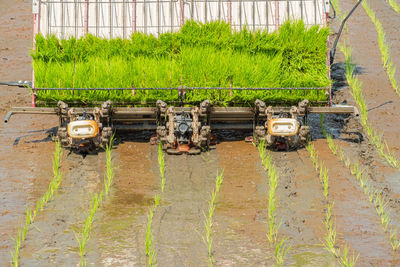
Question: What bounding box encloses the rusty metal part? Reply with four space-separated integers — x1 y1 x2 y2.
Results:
156 99 167 116
166 106 176 145
299 125 310 144
57 127 69 146
199 99 211 116
190 106 201 146
101 127 113 146
290 106 298 119
4 105 359 123
255 99 266 114
254 126 267 142
178 86 187 101
298 99 309 116
266 106 273 120
5 99 359 152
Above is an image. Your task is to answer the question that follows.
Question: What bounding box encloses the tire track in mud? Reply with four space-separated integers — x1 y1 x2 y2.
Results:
85 142 156 266
214 141 272 266
151 151 218 266
18 152 105 266
313 139 400 265
338 0 400 157
269 149 333 265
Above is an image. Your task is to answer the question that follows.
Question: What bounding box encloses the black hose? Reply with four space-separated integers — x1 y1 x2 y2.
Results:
329 0 336 19
330 0 364 65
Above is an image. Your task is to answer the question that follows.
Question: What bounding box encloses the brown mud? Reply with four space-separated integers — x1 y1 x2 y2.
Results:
0 0 58 264
338 0 400 157
2 0 400 265
150 151 218 266
333 138 400 239
313 139 400 266
85 142 156 266
366 0 400 88
19 152 105 266
214 141 272 266
270 149 334 266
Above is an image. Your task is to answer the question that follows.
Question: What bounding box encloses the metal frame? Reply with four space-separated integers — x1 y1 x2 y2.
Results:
5 104 358 124
35 0 327 39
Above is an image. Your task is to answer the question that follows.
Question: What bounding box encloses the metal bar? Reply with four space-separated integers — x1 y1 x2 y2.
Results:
180 0 184 26
132 0 136 33
170 0 173 31
85 0 89 34
266 0 268 32
191 0 194 19
314 0 317 25
253 0 255 31
157 0 160 35
218 0 221 20
275 0 279 31
300 0 303 20
123 0 126 38
33 86 329 90
144 0 147 34
227 0 231 24
4 105 357 124
47 0 51 35
239 0 242 29
41 0 317 3
33 0 41 108
287 0 289 19
96 0 98 37
114 124 157 130
51 22 317 29
61 0 65 38
109 0 112 38
74 0 78 37
205 0 207 22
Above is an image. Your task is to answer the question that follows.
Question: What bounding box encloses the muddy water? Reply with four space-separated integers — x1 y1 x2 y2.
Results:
270 149 333 266
313 139 400 265
85 142 156 266
0 0 59 264
19 152 105 266
334 139 400 237
339 0 400 157
151 152 218 266
366 0 400 89
214 141 272 266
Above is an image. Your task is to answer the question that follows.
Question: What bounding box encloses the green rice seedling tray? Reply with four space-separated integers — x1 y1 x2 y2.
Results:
32 20 330 107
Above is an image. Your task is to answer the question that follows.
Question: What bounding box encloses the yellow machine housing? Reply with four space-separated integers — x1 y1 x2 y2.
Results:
67 120 99 139
267 118 299 137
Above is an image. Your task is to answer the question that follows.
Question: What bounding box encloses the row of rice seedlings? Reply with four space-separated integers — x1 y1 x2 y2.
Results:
360 0 400 97
144 143 166 266
75 136 115 266
320 115 400 250
388 0 400 15
339 43 399 168
158 143 166 192
305 142 358 266
203 170 224 266
257 141 288 266
10 141 63 267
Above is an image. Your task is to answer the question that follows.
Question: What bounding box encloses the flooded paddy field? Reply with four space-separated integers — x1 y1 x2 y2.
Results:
3 0 400 266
